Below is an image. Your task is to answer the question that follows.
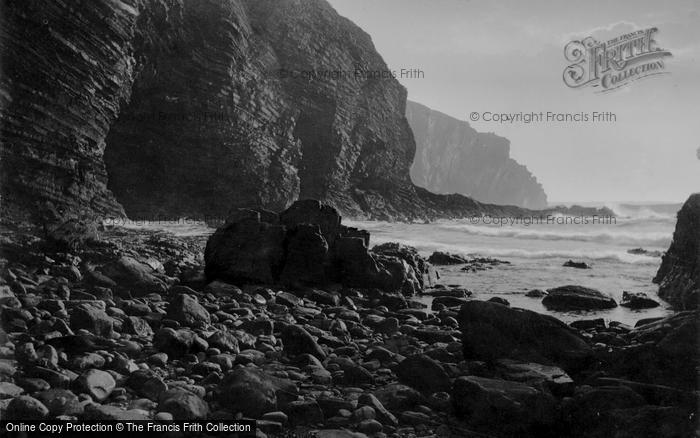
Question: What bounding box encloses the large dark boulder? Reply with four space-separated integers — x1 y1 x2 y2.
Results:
604 311 698 389
204 209 286 284
452 376 557 436
280 224 330 286
458 300 592 372
204 200 431 294
395 354 451 394
279 199 342 246
654 194 700 309
543 285 617 311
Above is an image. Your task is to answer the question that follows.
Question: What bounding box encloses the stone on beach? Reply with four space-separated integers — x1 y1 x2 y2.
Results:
458 300 592 370
543 285 617 310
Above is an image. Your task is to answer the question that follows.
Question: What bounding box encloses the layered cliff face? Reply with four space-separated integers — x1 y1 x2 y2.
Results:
654 194 700 309
0 0 135 220
1 0 423 221
407 101 548 209
2 0 568 223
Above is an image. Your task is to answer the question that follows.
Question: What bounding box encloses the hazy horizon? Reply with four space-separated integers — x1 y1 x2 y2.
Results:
328 0 700 204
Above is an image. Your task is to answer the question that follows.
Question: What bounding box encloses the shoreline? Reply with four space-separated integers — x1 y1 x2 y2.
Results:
0 204 695 437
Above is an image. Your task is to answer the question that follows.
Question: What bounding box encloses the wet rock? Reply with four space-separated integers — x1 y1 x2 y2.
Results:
563 260 592 269
526 289 547 297
396 354 451 394
452 376 556 435
543 285 617 310
166 294 210 326
281 324 326 360
73 369 115 402
70 304 113 337
488 296 510 306
620 291 660 309
458 300 592 371
427 251 467 265
5 395 50 420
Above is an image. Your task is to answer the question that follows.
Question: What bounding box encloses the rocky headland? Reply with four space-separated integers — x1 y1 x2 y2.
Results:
406 101 548 210
0 200 696 437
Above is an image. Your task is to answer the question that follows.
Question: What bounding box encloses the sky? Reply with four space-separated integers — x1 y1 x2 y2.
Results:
327 0 700 203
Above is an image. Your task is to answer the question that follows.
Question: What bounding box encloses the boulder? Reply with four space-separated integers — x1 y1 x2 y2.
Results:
153 328 202 358
70 304 113 337
563 260 592 269
158 388 209 420
100 256 167 296
543 285 617 310
281 324 326 360
34 389 81 416
458 300 593 371
653 193 699 309
280 224 329 286
73 369 115 402
427 251 467 265
216 367 297 418
279 199 342 245
620 291 660 309
5 395 50 420
204 209 286 284
166 294 210 326
395 354 451 394
607 311 698 388
123 316 154 337
207 330 240 354
526 289 547 298
452 376 556 435
372 242 438 289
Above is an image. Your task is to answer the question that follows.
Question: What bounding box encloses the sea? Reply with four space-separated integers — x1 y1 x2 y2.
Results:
118 202 682 326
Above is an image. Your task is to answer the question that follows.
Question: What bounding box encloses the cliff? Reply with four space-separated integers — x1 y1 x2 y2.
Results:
653 194 700 309
1 0 594 224
406 101 548 209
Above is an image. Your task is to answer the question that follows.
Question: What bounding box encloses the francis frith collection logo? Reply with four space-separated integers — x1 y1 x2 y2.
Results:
563 27 672 92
